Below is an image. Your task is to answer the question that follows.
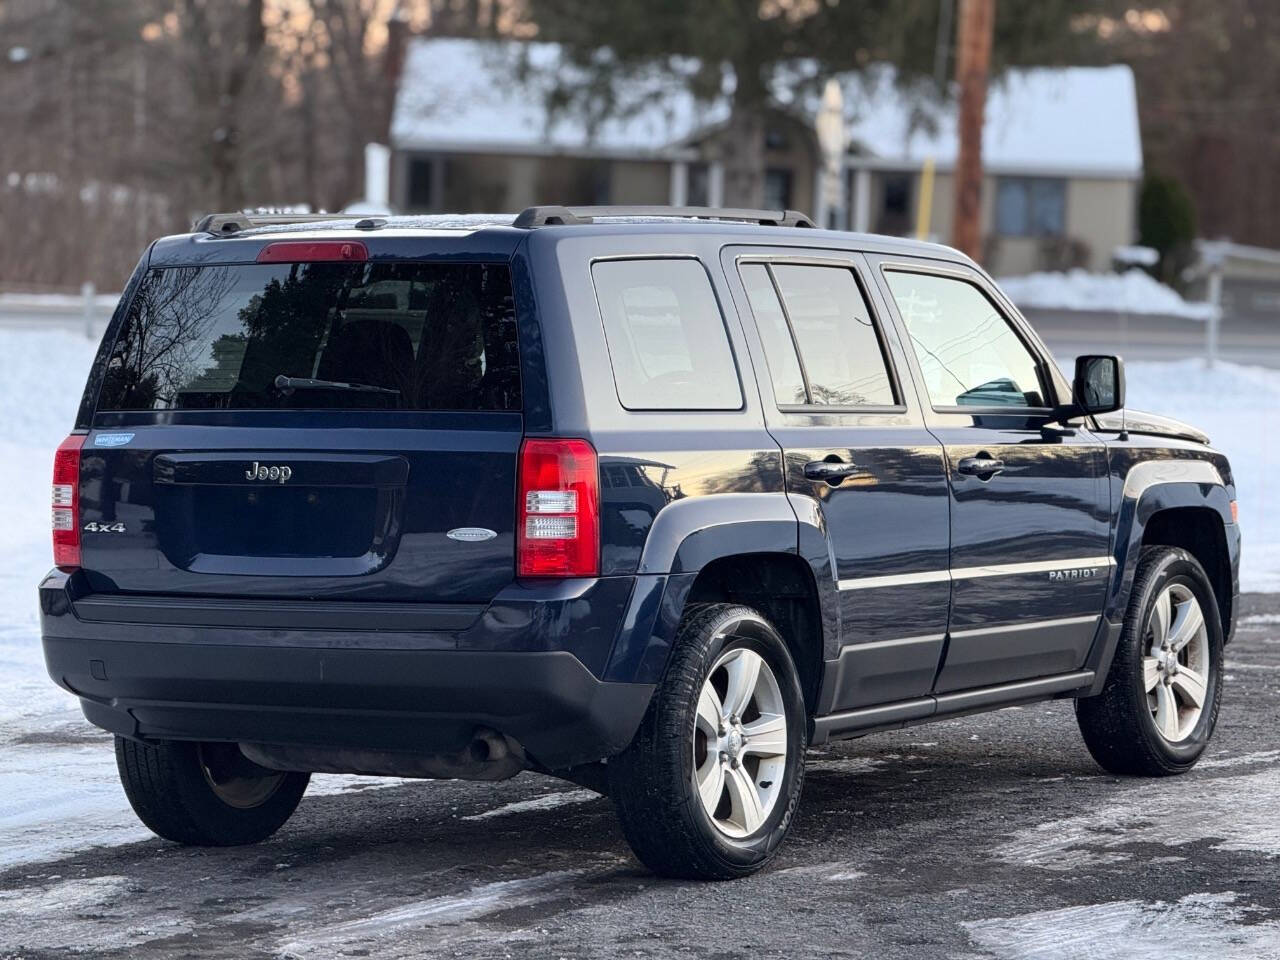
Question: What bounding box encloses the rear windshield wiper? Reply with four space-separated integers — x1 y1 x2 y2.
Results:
274 374 400 397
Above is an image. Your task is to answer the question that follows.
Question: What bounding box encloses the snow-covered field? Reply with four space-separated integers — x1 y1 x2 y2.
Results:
0 325 1276 871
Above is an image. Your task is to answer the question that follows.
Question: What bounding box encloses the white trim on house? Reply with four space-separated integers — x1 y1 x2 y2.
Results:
392 139 702 163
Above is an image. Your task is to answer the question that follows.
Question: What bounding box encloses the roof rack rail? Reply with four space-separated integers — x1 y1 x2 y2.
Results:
193 211 379 236
512 205 817 229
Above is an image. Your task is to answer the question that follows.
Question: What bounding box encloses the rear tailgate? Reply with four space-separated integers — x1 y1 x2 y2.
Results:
78 246 524 604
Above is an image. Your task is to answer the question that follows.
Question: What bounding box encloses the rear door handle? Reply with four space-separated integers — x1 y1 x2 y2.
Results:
804 460 861 486
956 456 1005 479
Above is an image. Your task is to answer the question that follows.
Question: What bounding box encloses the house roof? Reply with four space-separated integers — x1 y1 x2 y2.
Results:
828 65 1143 179
391 38 1142 179
391 39 723 158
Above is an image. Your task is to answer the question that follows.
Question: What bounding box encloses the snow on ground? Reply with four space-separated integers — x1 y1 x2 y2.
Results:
962 893 1280 960
0 326 1277 870
1000 268 1218 320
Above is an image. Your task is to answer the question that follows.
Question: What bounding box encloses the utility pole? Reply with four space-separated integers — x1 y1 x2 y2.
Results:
952 0 995 261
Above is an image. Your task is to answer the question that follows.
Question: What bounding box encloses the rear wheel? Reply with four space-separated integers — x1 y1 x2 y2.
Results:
1076 546 1224 776
609 603 807 880
116 737 310 845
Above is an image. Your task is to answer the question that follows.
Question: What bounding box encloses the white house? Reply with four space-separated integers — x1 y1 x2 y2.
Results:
388 37 1143 275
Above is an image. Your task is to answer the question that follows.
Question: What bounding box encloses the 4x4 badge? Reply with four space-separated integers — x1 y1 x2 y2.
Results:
245 462 292 483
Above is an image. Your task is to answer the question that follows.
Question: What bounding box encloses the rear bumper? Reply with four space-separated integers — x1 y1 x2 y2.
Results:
39 571 659 769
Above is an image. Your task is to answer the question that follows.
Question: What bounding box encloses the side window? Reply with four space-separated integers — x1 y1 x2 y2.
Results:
885 270 1047 410
739 262 897 408
591 259 743 411
739 265 807 405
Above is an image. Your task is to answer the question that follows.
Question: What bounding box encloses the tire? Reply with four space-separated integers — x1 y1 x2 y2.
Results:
115 737 310 846
609 603 807 880
1076 546 1224 776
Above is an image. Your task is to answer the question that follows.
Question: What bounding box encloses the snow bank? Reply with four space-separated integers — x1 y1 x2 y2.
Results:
1121 358 1280 591
0 291 118 310
0 329 100 744
999 269 1218 321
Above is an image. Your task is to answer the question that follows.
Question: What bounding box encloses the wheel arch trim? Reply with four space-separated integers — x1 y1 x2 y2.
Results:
608 493 839 687
1082 458 1236 697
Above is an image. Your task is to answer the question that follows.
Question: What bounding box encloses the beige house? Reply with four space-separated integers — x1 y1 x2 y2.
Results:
388 39 1142 276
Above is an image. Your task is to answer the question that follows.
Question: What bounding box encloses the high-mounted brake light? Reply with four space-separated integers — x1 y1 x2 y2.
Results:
256 240 368 263
517 438 599 578
52 434 86 570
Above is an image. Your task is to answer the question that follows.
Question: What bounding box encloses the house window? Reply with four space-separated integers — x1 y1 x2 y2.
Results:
995 177 1066 236
764 168 793 209
877 172 913 235
406 156 434 210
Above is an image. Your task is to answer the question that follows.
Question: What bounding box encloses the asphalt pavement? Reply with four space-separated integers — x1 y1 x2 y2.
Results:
3 596 1280 960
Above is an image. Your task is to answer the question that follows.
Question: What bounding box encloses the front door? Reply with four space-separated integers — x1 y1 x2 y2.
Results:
874 260 1111 693
724 249 951 713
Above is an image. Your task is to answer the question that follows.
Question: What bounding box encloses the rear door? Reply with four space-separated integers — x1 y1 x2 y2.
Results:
872 258 1111 692
724 248 951 713
80 253 524 603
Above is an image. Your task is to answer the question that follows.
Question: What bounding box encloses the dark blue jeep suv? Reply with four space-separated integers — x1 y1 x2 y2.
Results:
40 206 1241 879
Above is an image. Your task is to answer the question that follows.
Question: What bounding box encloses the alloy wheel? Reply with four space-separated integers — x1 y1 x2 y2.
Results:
1142 583 1211 743
691 640 789 839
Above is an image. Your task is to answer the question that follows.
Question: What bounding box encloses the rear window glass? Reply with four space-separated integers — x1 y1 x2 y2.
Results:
97 261 520 411
591 259 743 411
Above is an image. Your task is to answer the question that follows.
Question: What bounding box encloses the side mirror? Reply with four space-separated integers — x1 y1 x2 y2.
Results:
1071 354 1125 416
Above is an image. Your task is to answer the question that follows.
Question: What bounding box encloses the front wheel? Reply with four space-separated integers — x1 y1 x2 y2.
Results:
1076 546 1224 776
609 603 807 880
116 737 310 846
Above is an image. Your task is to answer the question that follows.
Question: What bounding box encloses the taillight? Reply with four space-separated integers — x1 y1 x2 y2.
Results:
52 434 86 570
517 438 599 578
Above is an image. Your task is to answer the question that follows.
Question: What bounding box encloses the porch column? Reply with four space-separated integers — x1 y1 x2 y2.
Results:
707 162 725 207
669 161 689 207
852 167 872 233
813 161 828 226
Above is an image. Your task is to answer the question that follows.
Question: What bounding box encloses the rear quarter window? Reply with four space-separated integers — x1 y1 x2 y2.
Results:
96 261 520 412
591 258 743 411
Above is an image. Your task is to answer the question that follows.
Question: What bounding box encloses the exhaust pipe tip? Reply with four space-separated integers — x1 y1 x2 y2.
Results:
240 727 527 782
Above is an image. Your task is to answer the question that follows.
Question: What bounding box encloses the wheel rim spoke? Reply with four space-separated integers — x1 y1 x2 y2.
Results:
1149 589 1173 650
1172 666 1207 709
721 649 762 719
696 684 723 738
1142 656 1161 692
741 713 787 758
696 754 725 813
1154 682 1181 740
1169 598 1204 653
724 763 765 834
